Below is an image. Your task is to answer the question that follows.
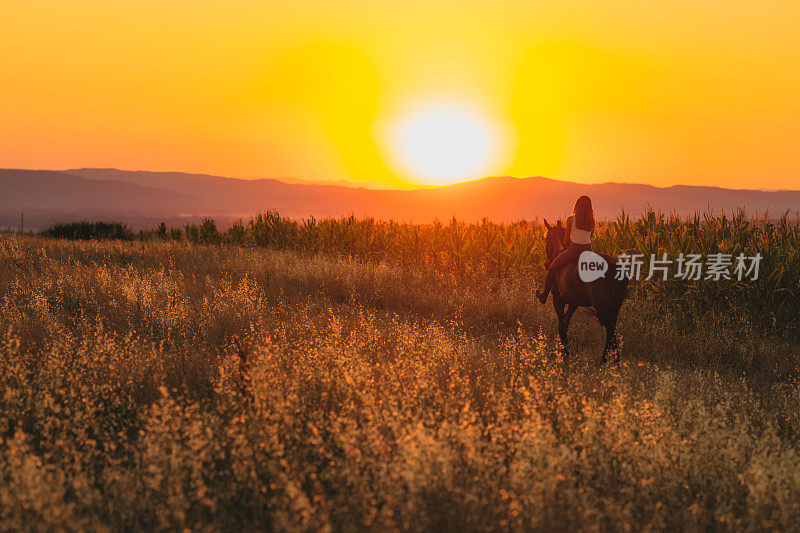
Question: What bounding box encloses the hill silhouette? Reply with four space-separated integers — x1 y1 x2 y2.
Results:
2 168 799 230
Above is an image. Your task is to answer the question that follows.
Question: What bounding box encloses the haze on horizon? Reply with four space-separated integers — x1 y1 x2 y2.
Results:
3 0 800 190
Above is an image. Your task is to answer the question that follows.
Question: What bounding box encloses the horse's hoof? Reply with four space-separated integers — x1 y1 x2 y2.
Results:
536 290 547 304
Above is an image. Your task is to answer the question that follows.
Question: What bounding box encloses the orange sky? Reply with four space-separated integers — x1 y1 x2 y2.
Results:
2 0 800 189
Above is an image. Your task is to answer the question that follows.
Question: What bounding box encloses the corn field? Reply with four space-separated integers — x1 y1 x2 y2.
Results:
151 210 800 336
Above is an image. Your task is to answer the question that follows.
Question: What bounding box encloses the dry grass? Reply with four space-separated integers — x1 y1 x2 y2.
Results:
1 235 799 531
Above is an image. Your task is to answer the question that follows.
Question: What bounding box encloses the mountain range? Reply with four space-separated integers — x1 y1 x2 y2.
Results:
1 168 799 230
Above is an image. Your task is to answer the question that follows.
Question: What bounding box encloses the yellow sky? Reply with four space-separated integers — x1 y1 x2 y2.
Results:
2 0 800 189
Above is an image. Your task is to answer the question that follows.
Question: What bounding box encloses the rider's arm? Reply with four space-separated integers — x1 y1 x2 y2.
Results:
563 216 574 249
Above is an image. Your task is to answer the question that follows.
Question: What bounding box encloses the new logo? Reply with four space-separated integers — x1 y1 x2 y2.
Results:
578 250 608 282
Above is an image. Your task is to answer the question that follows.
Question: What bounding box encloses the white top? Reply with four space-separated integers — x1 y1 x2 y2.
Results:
571 227 592 245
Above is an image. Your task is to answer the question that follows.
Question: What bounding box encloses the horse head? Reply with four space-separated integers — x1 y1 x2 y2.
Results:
542 219 565 269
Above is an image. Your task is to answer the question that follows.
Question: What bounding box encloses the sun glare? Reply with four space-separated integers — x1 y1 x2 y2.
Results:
384 102 504 186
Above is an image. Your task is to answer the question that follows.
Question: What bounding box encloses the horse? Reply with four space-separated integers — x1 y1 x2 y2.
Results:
541 219 629 363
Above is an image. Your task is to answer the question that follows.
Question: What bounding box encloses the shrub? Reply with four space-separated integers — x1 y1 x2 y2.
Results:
40 221 134 241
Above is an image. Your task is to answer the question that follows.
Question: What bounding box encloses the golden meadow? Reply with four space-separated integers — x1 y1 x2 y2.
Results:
2 211 800 530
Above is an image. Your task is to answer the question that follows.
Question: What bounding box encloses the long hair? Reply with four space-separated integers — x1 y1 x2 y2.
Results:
573 195 595 231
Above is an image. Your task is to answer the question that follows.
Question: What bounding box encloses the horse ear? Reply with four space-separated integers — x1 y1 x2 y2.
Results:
557 220 563 228
544 219 551 229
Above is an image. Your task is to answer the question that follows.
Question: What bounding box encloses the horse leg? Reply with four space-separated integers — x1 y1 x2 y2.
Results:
565 303 578 325
553 293 569 357
600 312 619 364
561 303 579 360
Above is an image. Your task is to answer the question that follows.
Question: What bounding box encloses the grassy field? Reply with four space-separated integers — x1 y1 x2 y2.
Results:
2 216 800 531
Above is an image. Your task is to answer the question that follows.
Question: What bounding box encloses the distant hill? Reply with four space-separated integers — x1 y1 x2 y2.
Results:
1 168 799 230
0 170 207 230
0 170 203 211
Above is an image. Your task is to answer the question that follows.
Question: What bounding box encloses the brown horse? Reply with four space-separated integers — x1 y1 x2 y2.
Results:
541 219 629 363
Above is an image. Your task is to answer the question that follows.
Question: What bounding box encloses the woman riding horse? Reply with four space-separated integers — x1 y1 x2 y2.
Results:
536 195 628 362
537 195 595 304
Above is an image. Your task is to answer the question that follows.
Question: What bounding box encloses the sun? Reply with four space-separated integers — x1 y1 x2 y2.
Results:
383 102 505 186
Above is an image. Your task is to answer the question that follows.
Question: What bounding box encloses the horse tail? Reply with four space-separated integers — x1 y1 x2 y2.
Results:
602 255 628 312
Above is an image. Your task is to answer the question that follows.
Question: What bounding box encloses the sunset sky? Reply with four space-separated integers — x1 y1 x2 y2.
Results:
3 0 799 189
